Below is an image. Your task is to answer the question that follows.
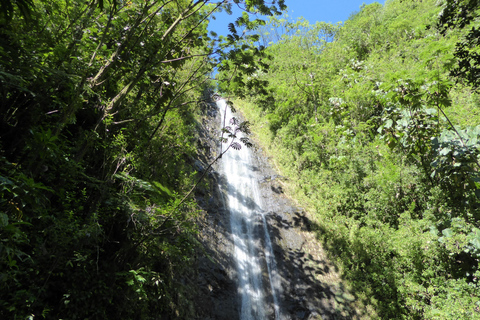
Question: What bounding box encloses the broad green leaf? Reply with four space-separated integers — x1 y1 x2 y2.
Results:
439 147 451 155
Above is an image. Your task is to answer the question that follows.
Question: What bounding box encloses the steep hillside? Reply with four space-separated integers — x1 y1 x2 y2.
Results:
223 0 480 318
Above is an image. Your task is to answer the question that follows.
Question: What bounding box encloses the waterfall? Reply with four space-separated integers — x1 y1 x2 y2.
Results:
217 99 281 319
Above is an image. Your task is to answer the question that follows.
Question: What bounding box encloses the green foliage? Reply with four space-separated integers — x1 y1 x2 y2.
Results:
0 0 34 21
438 0 480 89
431 127 480 199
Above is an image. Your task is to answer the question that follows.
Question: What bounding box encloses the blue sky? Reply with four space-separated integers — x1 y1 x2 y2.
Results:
208 0 385 37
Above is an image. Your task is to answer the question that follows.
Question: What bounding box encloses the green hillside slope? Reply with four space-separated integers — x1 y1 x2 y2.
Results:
224 0 480 318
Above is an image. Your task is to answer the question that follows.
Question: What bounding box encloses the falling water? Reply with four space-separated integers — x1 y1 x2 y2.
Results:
217 99 281 319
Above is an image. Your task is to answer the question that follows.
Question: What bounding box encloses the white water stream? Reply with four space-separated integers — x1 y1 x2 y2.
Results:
217 99 281 319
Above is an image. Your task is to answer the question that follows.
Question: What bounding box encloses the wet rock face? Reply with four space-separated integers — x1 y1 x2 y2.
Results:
194 101 351 320
252 151 358 320
253 154 322 320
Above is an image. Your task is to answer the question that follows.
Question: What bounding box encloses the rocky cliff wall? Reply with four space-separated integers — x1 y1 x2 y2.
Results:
192 99 359 320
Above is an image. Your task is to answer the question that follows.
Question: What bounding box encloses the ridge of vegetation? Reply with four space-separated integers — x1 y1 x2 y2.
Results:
221 0 480 318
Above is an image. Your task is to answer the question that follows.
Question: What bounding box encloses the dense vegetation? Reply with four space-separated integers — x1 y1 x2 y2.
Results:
220 0 480 318
0 0 284 318
4 0 480 318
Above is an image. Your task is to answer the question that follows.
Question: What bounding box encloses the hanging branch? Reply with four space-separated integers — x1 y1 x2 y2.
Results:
153 101 252 234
